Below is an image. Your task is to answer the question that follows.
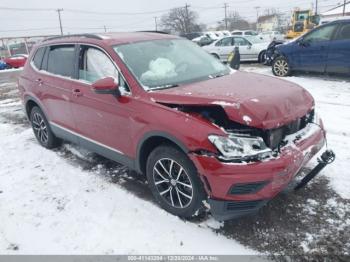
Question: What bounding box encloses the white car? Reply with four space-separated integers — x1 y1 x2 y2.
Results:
259 31 285 42
231 30 258 37
203 36 269 63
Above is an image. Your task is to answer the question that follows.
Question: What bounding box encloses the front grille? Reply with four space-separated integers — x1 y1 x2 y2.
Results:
226 200 264 211
264 110 314 150
229 181 269 195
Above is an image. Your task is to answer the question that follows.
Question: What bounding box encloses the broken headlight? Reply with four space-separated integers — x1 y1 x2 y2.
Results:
208 134 272 161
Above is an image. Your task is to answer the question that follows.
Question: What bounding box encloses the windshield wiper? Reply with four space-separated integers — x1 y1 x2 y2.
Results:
209 73 225 79
148 84 179 91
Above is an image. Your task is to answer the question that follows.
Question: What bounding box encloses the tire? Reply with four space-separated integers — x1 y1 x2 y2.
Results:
258 50 266 64
272 56 292 77
146 145 206 218
30 106 61 149
211 53 220 60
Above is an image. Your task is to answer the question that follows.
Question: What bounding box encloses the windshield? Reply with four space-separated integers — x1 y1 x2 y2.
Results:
113 39 230 90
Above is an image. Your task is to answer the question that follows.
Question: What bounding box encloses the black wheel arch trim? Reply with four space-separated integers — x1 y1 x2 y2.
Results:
24 95 49 120
135 131 190 174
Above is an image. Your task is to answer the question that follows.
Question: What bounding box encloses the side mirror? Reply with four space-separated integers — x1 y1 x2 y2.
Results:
247 43 252 49
92 77 121 97
297 38 310 47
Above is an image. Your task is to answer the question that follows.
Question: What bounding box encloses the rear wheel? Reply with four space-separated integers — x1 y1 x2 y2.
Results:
30 106 61 149
146 145 206 218
272 56 292 77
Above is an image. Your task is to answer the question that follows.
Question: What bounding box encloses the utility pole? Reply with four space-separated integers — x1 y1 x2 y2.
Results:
343 0 347 16
154 16 158 31
315 0 318 15
56 8 64 35
223 3 229 30
254 6 260 31
184 3 190 33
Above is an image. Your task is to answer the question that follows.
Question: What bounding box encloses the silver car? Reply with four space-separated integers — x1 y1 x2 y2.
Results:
203 36 269 63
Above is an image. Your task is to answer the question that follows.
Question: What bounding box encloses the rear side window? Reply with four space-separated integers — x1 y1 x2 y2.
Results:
215 37 233 46
47 45 76 78
336 23 350 40
32 47 45 69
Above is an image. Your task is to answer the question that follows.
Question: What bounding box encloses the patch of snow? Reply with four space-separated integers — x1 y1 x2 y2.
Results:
243 115 252 124
0 125 254 255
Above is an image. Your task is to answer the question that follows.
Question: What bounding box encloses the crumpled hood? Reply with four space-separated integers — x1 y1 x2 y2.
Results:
149 71 314 130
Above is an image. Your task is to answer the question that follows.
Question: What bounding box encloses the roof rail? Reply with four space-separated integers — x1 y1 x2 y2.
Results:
43 34 103 42
137 30 170 35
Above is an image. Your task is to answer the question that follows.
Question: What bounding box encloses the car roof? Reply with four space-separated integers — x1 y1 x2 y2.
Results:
37 32 179 47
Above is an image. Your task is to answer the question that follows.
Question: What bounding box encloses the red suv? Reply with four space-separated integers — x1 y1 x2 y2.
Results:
18 33 329 220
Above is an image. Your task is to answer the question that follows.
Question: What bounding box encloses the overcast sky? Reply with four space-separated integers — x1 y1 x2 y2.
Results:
0 0 344 37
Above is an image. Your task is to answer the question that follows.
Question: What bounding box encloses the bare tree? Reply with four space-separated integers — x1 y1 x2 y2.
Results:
161 7 201 33
227 11 250 30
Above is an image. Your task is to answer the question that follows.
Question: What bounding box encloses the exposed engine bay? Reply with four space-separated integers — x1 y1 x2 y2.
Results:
161 103 317 162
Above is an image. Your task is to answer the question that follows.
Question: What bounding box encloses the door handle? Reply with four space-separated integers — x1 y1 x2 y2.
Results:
35 78 43 86
72 89 83 97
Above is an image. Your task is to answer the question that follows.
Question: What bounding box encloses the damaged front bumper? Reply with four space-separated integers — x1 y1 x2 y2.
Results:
190 124 334 221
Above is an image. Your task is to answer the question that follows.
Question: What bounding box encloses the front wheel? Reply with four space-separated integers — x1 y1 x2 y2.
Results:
272 56 292 77
146 145 206 218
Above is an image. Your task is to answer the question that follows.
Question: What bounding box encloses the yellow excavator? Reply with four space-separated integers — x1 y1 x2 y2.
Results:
286 9 320 39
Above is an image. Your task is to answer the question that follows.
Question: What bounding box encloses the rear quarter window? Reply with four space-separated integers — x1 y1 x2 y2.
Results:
46 45 76 78
32 47 46 69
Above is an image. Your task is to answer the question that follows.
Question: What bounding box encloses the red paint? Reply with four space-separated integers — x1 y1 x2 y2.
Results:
4 54 27 68
18 33 325 205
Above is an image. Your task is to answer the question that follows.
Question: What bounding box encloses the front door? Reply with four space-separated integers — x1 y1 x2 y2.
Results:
214 37 234 62
294 23 338 72
70 45 135 164
232 37 255 61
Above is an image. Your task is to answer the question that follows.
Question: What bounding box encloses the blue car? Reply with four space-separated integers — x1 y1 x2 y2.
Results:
272 19 350 77
0 60 8 70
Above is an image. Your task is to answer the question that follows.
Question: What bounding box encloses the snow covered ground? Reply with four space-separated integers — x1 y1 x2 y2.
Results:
0 66 349 257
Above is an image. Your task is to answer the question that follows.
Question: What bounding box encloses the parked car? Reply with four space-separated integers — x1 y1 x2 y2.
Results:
192 35 215 46
203 35 269 62
231 30 258 36
272 19 350 76
4 54 28 68
179 32 203 40
0 59 9 70
19 32 329 221
259 31 285 42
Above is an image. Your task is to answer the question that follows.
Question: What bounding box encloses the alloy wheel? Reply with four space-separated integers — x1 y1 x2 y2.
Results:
273 59 289 76
153 158 193 209
32 112 49 144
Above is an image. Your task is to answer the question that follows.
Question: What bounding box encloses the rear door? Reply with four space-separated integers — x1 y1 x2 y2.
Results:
326 22 350 74
38 44 77 138
69 44 134 163
293 23 338 72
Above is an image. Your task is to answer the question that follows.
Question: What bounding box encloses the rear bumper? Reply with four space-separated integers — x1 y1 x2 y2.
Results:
190 124 326 220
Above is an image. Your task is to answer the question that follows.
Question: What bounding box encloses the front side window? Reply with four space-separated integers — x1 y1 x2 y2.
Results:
79 47 118 83
304 24 338 43
47 45 75 78
233 37 250 46
335 23 350 40
114 39 230 90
